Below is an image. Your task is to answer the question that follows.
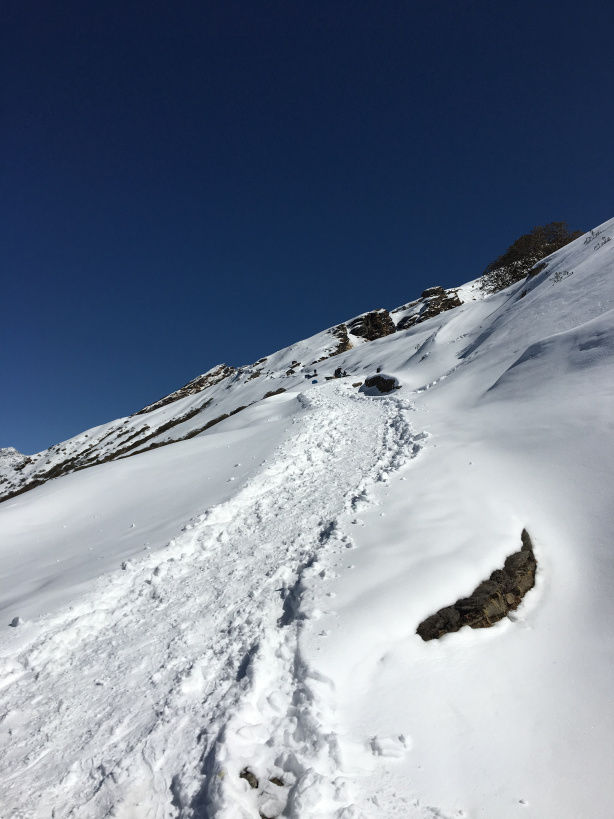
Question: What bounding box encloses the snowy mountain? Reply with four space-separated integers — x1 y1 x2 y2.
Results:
1 218 613 818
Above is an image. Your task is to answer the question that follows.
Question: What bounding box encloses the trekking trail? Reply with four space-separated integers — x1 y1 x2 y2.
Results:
0 382 425 819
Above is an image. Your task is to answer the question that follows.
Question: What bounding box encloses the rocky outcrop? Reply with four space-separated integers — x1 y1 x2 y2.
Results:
0 381 298 505
396 287 462 330
134 364 235 415
479 222 582 294
391 298 420 314
416 529 537 641
330 324 352 355
0 447 30 472
346 310 396 341
263 387 286 399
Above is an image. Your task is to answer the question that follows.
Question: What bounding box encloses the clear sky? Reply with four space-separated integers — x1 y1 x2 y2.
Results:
2 0 613 454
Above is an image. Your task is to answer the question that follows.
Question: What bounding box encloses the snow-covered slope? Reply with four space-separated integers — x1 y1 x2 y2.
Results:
1 218 613 818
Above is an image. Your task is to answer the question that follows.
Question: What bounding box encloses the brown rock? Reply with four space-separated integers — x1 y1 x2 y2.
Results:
346 310 396 341
416 529 537 640
397 288 462 331
239 768 259 789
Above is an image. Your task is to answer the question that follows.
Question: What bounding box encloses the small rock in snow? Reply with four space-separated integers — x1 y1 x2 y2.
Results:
9 616 23 628
239 768 259 789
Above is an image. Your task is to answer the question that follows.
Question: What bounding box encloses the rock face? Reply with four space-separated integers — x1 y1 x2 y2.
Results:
416 529 537 641
346 310 396 341
397 287 462 330
330 323 352 355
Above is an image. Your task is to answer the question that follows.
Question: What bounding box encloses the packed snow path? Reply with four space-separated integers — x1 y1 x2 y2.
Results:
0 384 423 819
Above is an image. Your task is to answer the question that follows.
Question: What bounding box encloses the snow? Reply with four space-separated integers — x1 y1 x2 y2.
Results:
0 394 298 621
1 217 614 817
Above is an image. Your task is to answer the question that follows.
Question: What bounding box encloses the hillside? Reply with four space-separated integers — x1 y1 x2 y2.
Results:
1 217 613 818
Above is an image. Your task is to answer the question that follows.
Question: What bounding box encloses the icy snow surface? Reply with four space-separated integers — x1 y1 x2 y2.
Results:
1 218 614 817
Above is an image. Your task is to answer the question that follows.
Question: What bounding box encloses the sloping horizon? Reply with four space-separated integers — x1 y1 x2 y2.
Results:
2 0 613 453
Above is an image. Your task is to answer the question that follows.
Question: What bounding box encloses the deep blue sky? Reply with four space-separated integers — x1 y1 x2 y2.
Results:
2 0 612 453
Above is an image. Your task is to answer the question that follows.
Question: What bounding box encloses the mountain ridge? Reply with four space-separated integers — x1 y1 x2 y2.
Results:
0 280 474 502
1 216 610 504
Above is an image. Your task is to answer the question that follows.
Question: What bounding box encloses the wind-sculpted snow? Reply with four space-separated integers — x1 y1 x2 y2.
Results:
486 310 614 396
0 385 424 818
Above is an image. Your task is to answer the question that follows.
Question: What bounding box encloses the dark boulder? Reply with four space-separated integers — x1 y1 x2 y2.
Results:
360 374 400 394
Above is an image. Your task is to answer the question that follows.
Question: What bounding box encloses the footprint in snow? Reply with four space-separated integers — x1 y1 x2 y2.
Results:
369 734 411 758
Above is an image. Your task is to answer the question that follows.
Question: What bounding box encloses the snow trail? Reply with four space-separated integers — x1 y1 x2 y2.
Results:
0 384 423 818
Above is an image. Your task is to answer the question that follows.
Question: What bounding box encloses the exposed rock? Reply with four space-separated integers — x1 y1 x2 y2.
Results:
239 768 259 789
361 374 400 394
135 365 235 415
263 388 286 399
269 777 284 787
329 324 352 355
526 261 548 279
396 316 418 331
416 529 537 641
391 298 420 314
396 287 462 331
421 286 446 299
479 222 582 294
0 402 213 504
347 310 396 341
352 381 363 387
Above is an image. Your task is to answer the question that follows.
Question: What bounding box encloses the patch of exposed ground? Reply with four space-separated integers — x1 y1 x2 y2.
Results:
347 309 396 340
330 323 352 355
134 365 235 415
397 287 462 330
417 529 536 640
0 388 288 505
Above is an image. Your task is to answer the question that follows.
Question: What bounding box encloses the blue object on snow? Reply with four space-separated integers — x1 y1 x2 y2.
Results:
312 379 318 384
